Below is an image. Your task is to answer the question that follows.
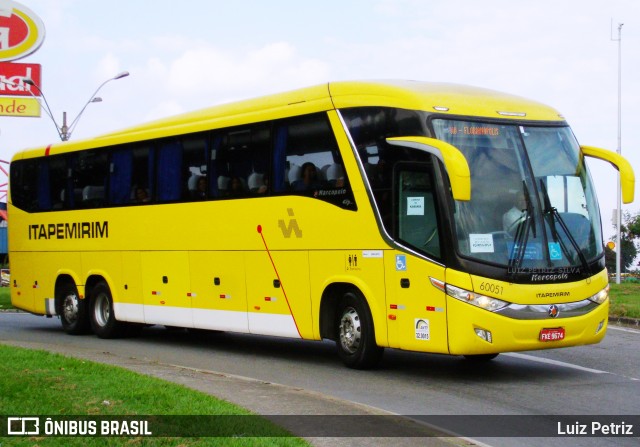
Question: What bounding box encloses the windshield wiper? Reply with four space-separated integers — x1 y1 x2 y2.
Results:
509 181 536 272
523 181 536 239
539 179 590 275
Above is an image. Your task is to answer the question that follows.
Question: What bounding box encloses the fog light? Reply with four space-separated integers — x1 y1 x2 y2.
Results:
596 319 605 334
474 328 493 343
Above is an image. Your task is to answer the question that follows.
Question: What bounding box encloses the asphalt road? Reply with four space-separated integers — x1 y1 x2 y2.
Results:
1 312 638 447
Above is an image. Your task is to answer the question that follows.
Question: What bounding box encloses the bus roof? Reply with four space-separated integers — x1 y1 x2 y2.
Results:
14 80 565 159
329 80 564 122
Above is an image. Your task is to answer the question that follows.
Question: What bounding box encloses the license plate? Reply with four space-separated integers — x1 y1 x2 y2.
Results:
539 327 565 342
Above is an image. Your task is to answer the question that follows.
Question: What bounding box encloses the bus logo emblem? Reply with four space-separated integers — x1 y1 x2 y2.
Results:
548 305 559 318
278 208 302 238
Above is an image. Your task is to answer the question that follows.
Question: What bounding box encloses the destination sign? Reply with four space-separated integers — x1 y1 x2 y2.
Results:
447 126 501 136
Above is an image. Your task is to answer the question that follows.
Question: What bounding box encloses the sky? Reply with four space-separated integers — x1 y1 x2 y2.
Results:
1 0 639 242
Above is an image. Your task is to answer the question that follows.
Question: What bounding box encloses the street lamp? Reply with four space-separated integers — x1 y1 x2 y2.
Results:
23 71 129 141
611 22 623 284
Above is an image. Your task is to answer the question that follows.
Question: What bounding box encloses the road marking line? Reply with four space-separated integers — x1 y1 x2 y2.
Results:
504 352 609 374
608 325 640 334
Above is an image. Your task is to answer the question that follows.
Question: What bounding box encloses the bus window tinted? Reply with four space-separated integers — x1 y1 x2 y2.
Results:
71 150 109 208
214 123 271 198
274 113 356 210
10 159 39 212
11 112 356 212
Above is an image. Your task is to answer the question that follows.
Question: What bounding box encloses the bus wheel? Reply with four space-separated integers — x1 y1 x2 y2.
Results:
463 354 499 361
90 282 126 338
58 282 90 335
335 290 383 369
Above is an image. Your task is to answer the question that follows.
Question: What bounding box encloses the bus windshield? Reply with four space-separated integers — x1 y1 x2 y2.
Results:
432 119 603 271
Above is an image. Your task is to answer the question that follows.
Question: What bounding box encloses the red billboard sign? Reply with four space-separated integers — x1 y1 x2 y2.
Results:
0 62 40 96
0 2 46 62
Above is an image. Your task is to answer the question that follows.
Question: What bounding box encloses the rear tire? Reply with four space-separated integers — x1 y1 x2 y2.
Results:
57 282 90 335
335 290 383 369
90 281 127 338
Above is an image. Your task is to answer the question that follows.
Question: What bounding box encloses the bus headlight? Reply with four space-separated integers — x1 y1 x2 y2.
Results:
587 285 609 305
446 284 509 311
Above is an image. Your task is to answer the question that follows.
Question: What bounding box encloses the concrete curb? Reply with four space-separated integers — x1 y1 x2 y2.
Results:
608 316 640 328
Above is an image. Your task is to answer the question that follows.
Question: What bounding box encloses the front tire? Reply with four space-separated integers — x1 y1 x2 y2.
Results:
57 282 90 335
90 282 127 338
335 290 383 369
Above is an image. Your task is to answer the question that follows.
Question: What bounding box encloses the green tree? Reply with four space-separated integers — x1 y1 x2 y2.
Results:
607 211 640 273
627 212 640 238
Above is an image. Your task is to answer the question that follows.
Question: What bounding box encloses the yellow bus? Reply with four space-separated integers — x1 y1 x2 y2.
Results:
9 81 635 369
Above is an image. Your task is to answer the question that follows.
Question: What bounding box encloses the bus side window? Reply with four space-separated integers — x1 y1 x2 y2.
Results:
48 156 69 210
156 140 183 202
109 147 133 205
215 123 270 199
36 160 51 211
326 163 345 187
216 128 249 198
182 134 208 200
70 150 108 209
273 113 356 210
131 146 152 204
247 172 266 194
9 159 40 212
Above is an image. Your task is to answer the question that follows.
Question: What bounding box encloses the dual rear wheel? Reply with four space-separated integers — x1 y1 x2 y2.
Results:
89 281 130 338
58 283 90 335
57 280 129 338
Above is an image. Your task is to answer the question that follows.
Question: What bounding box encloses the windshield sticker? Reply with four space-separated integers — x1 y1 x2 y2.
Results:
415 319 430 340
470 234 494 253
548 242 562 260
507 242 543 260
407 197 425 216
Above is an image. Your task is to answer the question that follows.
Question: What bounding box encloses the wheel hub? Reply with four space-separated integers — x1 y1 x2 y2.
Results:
62 294 78 323
339 307 361 354
94 293 110 327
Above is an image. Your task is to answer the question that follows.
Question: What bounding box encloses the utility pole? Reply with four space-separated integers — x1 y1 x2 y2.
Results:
612 21 623 284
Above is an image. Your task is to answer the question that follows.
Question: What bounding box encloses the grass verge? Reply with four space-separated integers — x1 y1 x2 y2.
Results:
0 344 310 446
608 282 640 319
0 286 10 309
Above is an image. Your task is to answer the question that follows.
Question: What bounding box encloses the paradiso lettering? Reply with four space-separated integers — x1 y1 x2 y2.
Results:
28 222 109 240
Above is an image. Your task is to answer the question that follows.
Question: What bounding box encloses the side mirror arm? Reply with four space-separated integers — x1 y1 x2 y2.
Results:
386 136 471 201
581 145 635 204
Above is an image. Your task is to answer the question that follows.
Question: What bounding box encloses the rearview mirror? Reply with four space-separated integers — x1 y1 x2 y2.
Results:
581 145 635 203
